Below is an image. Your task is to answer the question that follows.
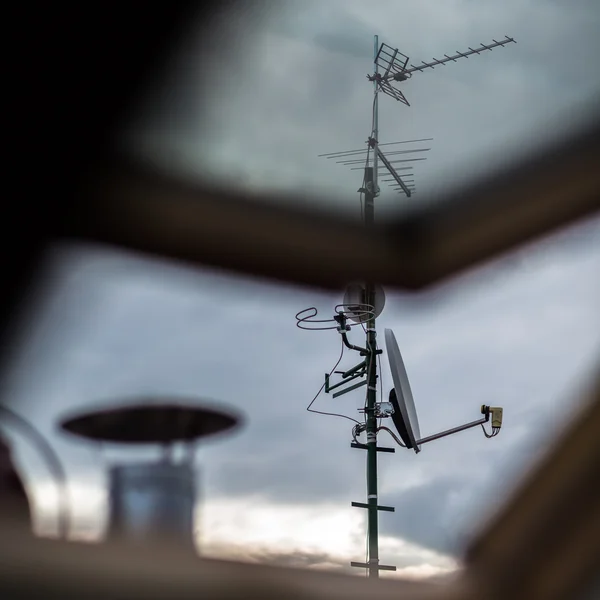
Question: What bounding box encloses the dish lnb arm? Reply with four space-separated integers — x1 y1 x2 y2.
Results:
416 405 502 445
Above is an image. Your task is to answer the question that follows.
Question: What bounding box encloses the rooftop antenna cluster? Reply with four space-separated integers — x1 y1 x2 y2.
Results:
298 32 516 578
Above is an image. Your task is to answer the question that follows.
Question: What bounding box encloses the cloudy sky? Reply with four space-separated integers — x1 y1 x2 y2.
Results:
2 0 600 582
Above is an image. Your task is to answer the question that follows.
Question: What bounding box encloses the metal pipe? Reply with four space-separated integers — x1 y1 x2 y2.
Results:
416 417 488 445
342 360 367 379
365 41 380 574
107 462 197 550
373 34 379 195
341 331 369 355
0 406 69 539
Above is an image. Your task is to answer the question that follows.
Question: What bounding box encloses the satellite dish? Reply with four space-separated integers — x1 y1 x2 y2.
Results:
388 388 412 448
384 329 421 453
343 282 386 323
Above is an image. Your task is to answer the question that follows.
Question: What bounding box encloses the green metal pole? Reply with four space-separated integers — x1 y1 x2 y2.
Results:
363 165 379 579
364 33 381 581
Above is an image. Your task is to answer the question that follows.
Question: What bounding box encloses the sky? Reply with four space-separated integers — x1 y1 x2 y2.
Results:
2 0 600 583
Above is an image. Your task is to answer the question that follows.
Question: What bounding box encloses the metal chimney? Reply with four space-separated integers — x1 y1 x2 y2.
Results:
107 461 196 547
59 398 240 550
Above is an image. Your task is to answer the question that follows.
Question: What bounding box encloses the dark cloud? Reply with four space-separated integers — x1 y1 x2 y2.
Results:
313 32 371 61
383 477 473 554
204 431 362 503
267 2 374 59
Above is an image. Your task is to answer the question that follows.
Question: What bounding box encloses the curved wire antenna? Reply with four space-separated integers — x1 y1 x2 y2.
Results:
0 405 70 539
295 307 339 331
295 304 375 331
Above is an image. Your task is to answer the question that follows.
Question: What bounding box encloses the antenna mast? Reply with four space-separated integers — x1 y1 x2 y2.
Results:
298 31 516 580
372 35 380 199
362 35 384 579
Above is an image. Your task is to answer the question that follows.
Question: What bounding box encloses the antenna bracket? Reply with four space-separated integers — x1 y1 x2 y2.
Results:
351 442 395 453
334 312 350 333
325 366 367 396
375 402 394 418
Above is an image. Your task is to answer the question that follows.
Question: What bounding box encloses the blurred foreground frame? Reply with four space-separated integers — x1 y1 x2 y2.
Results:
2 1 599 599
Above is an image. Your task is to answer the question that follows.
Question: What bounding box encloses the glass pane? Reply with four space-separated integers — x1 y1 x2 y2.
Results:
2 213 598 579
122 0 600 220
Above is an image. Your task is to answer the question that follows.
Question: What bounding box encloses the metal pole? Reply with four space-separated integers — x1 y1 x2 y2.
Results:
416 417 488 445
364 166 379 578
364 37 380 577
372 35 379 193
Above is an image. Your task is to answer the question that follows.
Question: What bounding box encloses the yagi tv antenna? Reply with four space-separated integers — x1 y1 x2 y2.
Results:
319 138 430 198
370 36 516 107
383 329 502 454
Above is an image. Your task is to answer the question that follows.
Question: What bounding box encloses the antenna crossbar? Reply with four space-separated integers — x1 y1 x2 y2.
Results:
350 157 426 170
337 148 430 165
402 36 516 75
317 138 433 159
351 442 396 453
381 171 414 180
